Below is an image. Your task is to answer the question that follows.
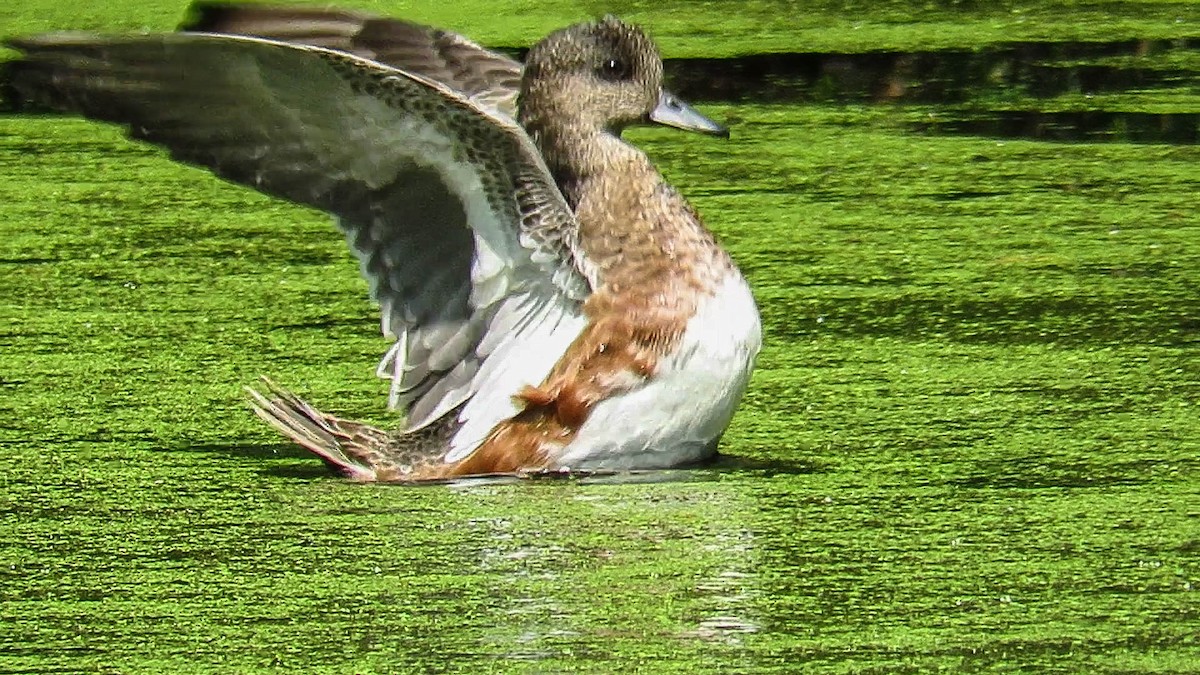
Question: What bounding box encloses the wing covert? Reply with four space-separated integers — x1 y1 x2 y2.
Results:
179 2 523 115
6 31 592 442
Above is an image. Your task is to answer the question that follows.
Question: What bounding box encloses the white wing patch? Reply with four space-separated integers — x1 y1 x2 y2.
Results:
443 290 586 462
7 33 595 464
327 96 534 423
336 115 582 446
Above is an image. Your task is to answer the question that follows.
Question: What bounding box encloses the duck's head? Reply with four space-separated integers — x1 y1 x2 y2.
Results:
518 16 727 139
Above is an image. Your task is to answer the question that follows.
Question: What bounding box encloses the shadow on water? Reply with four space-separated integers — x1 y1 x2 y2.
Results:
187 440 822 486
185 440 334 479
710 452 827 476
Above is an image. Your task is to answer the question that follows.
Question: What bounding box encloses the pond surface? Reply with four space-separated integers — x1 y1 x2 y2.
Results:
1 1 1197 672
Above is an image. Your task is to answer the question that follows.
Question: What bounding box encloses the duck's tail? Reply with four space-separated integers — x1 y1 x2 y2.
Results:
246 377 389 482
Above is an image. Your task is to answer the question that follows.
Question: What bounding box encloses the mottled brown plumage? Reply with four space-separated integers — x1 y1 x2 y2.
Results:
6 7 759 482
430 18 740 474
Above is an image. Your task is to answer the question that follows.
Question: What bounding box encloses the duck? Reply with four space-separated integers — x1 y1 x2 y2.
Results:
5 4 762 481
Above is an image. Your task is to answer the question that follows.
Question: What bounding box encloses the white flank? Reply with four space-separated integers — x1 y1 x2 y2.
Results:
556 272 762 470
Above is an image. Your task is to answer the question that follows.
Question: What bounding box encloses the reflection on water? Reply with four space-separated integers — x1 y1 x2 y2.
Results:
684 532 761 645
439 482 763 662
465 514 577 661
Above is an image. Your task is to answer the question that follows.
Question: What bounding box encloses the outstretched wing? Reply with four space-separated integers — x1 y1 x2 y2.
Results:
179 2 523 116
7 31 593 459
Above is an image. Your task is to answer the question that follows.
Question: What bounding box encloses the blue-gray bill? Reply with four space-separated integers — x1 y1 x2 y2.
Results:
649 90 729 138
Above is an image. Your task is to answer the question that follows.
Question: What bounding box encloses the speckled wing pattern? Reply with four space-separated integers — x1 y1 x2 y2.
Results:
6 32 593 454
179 2 522 116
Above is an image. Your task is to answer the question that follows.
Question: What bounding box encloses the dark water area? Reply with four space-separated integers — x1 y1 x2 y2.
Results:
663 38 1200 143
662 38 1200 103
6 37 1198 143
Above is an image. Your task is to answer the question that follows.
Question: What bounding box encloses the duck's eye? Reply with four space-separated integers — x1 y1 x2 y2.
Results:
597 58 631 82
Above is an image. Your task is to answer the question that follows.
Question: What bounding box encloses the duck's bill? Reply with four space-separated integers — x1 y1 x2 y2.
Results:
649 91 729 138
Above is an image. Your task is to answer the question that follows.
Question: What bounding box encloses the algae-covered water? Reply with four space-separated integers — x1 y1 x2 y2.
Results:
1 1 1197 672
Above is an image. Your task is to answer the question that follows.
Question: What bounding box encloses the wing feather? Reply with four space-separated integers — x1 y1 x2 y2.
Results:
7 31 591 457
180 2 522 115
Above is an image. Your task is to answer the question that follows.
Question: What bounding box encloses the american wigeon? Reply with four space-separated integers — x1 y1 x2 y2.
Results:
6 5 761 481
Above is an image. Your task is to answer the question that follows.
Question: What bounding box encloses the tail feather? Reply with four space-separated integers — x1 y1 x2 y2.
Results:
246 377 384 481
246 377 510 482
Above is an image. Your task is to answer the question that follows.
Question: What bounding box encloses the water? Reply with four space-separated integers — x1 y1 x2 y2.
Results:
1 1 1197 672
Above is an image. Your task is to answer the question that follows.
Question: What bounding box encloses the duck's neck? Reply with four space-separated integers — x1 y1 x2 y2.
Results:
525 122 629 210
524 119 733 303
